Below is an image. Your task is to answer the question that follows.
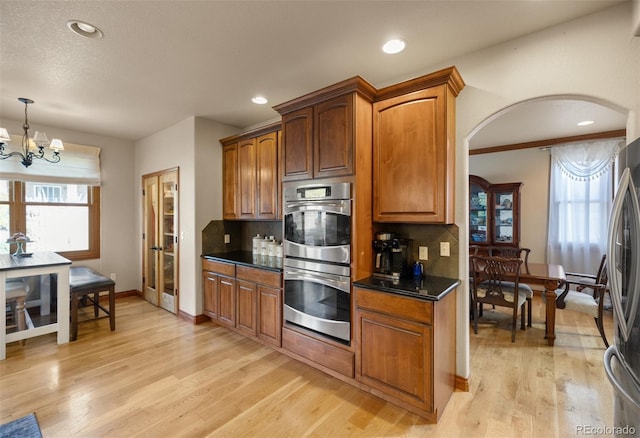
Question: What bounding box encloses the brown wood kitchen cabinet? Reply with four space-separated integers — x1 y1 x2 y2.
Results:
222 143 238 219
353 285 457 422
373 67 464 223
220 123 281 220
202 258 283 347
202 258 236 328
274 77 376 181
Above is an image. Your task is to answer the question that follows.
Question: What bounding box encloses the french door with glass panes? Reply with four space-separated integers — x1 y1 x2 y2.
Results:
143 168 179 314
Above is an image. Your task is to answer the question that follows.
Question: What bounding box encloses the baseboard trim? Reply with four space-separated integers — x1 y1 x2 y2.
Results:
116 290 141 299
96 290 141 302
177 310 210 325
455 374 469 392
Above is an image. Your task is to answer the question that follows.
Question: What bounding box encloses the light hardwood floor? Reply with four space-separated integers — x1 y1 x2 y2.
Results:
1 295 614 437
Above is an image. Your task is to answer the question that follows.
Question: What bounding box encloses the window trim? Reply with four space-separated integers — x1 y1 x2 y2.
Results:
3 181 101 261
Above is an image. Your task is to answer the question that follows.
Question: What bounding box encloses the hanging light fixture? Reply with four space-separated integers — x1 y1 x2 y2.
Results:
0 97 64 168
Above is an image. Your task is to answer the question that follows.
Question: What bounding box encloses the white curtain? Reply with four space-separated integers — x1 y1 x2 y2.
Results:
547 139 622 274
1 134 101 185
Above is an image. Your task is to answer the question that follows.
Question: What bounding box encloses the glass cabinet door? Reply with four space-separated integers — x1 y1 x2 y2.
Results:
143 175 159 306
470 182 489 244
142 169 179 314
159 171 178 313
494 191 514 243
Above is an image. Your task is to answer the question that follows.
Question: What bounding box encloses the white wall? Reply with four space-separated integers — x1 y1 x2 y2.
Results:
0 117 137 291
193 118 239 312
411 2 639 380
470 149 551 264
134 116 238 317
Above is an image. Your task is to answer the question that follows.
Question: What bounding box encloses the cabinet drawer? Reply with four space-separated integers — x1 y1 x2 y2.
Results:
282 327 354 378
354 287 433 325
202 259 236 277
236 265 281 287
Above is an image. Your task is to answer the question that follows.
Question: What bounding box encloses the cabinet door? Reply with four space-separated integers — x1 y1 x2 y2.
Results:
159 170 179 313
203 271 219 319
218 275 236 328
257 284 282 347
373 86 451 223
356 308 433 413
143 169 179 313
469 176 490 245
236 279 257 337
256 132 278 219
491 184 521 246
238 138 257 218
282 106 313 181
314 94 353 178
222 143 238 219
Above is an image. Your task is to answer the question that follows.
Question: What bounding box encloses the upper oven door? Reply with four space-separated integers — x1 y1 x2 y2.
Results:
284 199 351 264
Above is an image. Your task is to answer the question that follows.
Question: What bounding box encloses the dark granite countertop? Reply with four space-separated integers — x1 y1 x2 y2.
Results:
202 250 283 273
353 275 460 301
0 251 72 272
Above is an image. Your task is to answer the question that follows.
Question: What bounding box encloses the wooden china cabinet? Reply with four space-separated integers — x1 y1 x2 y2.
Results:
469 175 522 249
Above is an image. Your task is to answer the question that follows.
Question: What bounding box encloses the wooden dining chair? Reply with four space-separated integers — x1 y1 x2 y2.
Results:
470 255 529 342
488 246 531 267
483 246 533 326
555 254 609 347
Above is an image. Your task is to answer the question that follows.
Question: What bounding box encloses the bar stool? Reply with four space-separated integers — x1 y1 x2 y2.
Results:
69 266 115 341
6 279 30 334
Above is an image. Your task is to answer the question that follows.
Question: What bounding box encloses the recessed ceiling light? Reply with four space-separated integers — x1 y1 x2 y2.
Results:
252 96 268 105
67 20 103 39
577 120 595 126
382 39 405 54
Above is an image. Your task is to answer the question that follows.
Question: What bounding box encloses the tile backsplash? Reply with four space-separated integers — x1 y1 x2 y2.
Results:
202 220 459 279
373 223 459 279
202 220 282 254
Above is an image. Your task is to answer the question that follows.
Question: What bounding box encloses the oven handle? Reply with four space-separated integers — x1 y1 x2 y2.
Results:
284 267 351 295
284 201 351 216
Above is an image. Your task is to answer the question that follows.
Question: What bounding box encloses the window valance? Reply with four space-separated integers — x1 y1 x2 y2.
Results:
1 135 101 185
551 138 624 181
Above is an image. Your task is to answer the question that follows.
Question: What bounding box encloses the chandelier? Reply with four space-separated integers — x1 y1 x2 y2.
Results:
0 97 64 168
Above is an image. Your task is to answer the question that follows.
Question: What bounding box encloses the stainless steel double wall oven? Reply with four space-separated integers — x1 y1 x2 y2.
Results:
283 180 352 343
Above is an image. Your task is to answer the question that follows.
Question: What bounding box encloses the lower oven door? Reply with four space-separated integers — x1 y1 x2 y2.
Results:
284 265 351 343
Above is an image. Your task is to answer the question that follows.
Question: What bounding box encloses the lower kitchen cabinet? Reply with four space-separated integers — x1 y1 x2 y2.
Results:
202 257 457 422
257 284 282 347
202 258 282 347
353 285 457 422
356 307 433 412
236 279 257 336
203 270 219 318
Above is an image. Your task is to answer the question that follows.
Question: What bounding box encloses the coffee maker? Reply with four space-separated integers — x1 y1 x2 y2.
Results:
372 233 410 279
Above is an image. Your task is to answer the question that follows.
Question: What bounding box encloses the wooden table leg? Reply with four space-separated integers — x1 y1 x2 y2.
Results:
108 286 115 331
543 279 561 346
70 291 78 342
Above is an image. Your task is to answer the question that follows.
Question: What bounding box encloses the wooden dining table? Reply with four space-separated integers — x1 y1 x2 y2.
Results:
519 262 566 346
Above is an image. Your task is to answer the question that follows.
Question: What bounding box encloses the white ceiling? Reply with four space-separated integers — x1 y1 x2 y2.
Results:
0 0 629 144
469 98 628 149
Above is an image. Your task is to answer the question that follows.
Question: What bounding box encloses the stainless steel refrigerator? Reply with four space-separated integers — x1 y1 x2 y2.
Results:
605 137 640 436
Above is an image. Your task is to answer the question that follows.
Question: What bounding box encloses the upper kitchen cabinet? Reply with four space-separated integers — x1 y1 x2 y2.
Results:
220 122 281 220
274 76 376 181
222 143 238 219
373 67 464 223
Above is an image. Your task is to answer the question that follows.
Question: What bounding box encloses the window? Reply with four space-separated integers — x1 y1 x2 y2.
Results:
0 180 100 260
547 139 621 274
